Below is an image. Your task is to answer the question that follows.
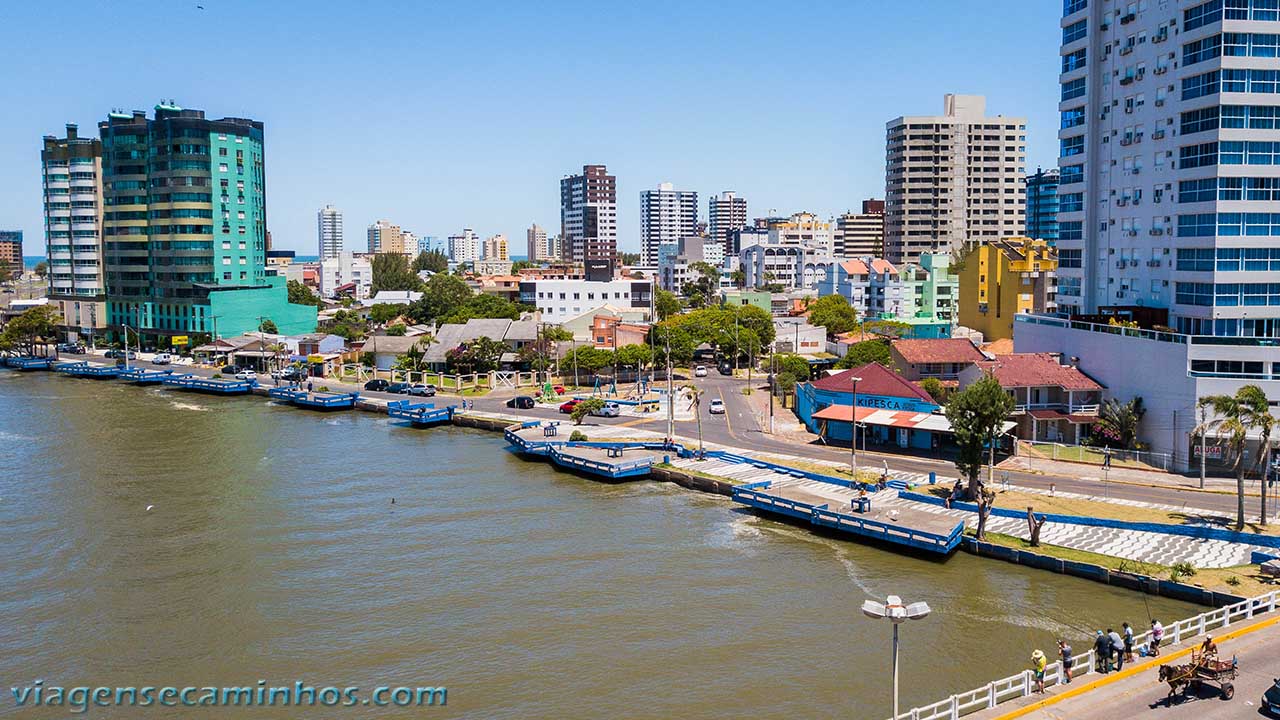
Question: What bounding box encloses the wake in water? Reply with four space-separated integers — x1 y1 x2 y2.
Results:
754 521 880 597
169 401 209 412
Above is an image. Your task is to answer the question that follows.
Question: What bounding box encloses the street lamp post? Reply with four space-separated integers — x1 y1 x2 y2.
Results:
849 375 863 477
862 594 931 720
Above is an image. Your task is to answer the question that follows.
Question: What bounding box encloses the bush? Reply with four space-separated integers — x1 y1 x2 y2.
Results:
1170 561 1197 581
569 430 588 442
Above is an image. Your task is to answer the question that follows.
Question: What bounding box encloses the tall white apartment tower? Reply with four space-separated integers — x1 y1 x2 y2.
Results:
1057 0 1280 338
527 223 548 261
448 228 483 264
708 191 748 255
42 124 106 341
317 205 343 260
884 94 1028 264
639 182 698 265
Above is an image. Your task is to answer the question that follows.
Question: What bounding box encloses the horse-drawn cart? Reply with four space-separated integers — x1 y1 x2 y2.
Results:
1159 654 1238 701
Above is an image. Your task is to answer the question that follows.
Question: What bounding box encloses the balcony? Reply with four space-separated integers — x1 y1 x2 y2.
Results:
1014 402 1100 415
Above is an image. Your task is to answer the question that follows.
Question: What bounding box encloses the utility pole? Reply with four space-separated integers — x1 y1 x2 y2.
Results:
850 374 863 476
733 307 739 376
768 348 776 434
665 330 674 443
1199 404 1208 490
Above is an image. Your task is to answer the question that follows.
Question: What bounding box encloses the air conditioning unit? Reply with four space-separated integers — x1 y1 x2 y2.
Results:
1121 12 1136 23
1120 46 1134 55
1115 260 1127 268
1118 198 1129 206
1130 257 1139 264
1133 167 1142 175
1155 98 1165 106
1150 228 1165 235
1153 129 1166 139
1155 66 1167 75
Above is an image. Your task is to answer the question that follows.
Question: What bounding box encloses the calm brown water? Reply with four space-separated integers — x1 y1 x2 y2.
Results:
0 372 1199 718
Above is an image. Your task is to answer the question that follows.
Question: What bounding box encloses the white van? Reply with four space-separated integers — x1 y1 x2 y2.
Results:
151 353 173 365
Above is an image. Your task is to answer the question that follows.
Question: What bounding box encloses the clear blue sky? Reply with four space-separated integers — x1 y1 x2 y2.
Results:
0 1 1061 256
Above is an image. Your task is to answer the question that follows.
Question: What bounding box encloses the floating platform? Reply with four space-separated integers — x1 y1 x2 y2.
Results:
387 399 456 425
504 421 670 480
267 386 359 410
54 361 123 378
161 373 256 394
118 368 174 384
2 356 55 370
732 481 964 555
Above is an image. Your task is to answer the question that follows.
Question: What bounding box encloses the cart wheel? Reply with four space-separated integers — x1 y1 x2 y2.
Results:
1221 683 1233 700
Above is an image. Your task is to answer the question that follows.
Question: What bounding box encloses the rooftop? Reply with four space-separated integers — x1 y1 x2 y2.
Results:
975 353 1104 391
891 338 985 365
809 363 935 403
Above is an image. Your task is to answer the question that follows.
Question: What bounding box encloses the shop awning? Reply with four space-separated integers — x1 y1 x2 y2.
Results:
812 404 1016 434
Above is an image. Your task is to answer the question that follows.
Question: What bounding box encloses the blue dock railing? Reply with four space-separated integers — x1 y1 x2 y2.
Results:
388 399 456 424
119 368 174 383
161 374 257 394
267 386 359 409
54 361 123 378
2 356 56 370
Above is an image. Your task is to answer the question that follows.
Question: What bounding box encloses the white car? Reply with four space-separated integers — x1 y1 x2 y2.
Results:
592 401 621 418
151 353 173 365
694 365 708 377
234 369 257 381
708 399 725 414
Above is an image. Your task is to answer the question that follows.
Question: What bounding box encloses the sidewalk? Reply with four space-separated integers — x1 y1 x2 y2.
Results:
1000 455 1259 496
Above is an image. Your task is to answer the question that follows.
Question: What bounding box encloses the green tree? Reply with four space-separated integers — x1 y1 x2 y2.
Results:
0 305 61 356
619 252 641 266
862 319 912 339
774 353 812 382
33 261 49 280
258 318 278 334
369 303 409 326
370 253 422 294
730 269 746 288
385 323 406 336
945 374 1016 508
439 293 523 325
570 397 606 425
408 273 474 323
1197 386 1274 530
1092 397 1146 450
561 345 613 373
393 337 434 374
412 249 449 274
835 339 891 369
919 377 950 404
446 336 506 373
323 309 368 341
510 260 539 272
614 343 654 370
807 295 859 338
0 257 10 281
680 261 721 303
654 289 682 320
287 279 323 307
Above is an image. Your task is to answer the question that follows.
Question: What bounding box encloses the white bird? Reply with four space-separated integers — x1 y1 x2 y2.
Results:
146 505 154 512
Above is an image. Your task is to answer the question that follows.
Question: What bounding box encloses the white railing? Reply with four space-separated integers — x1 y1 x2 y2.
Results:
1017 439 1173 472
888 591 1278 720
1014 403 1100 414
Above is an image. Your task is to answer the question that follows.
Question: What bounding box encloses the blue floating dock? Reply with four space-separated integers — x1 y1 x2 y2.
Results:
267 385 359 410
2 356 55 370
119 368 174 384
54 361 123 378
387 399 456 425
161 373 256 394
504 421 668 480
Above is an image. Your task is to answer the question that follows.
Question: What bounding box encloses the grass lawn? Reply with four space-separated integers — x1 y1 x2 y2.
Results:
1021 443 1161 470
753 455 886 485
978 530 1276 597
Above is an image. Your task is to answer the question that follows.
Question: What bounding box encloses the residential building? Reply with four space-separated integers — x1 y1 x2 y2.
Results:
483 234 509 262
866 257 907 318
740 242 823 290
708 191 748 256
727 226 769 256
367 219 411 255
899 252 958 323
1025 168 1060 245
319 252 373 299
317 204 343 260
773 318 827 355
885 94 1027 263
720 288 773 314
795 364 948 450
266 249 294 267
99 103 314 343
834 199 885 257
561 304 649 341
527 223 549 262
639 182 697 265
590 313 650 349
519 277 652 322
958 237 1058 341
658 236 724 293
416 235 440 255
473 259 514 275
560 164 617 267
0 230 22 280
959 352 1104 443
41 125 104 340
363 290 423 307
769 211 835 255
472 274 523 302
448 228 482 264
889 337 985 382
418 318 540 370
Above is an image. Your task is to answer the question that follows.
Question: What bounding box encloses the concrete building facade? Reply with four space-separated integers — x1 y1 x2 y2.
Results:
708 191 748 256
834 199 885 257
1025 168 1060 245
560 164 617 267
959 237 1058 341
317 204 343 260
639 182 697 266
527 223 549 262
41 124 106 340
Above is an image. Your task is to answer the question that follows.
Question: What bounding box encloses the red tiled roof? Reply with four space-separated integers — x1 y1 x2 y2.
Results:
870 258 897 275
976 353 1104 391
981 338 1014 355
840 259 869 275
891 338 985 365
809 363 934 403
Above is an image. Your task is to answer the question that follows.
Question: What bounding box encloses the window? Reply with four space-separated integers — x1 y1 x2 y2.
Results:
1064 0 1087 14
1175 282 1214 306
1180 142 1219 168
1061 77 1087 101
1063 19 1087 44
1221 140 1245 164
1059 249 1083 268
1061 107 1087 129
1185 0 1223 30
1182 70 1220 100
1179 178 1218 202
1059 192 1084 212
1183 34 1223 65
1059 221 1084 241
1062 48 1087 73
1061 164 1084 185
1177 213 1217 236
1061 135 1085 157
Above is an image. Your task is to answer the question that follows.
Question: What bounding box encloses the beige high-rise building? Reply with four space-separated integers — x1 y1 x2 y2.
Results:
834 199 885 257
367 219 411 255
884 94 1026 264
483 234 509 262
768 211 835 255
526 223 548 261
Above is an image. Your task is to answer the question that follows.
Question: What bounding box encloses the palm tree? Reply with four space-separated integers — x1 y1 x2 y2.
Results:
1197 385 1273 530
682 383 705 459
1094 397 1146 449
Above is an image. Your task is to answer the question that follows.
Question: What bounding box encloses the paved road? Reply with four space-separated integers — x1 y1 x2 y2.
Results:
995 618 1280 719
44 352 1260 520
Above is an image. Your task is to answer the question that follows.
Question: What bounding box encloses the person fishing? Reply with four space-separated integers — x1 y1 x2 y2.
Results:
1149 619 1164 657
1058 639 1073 683
1030 649 1047 693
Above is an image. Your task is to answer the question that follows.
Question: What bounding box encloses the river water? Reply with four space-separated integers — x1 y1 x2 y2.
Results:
0 372 1199 719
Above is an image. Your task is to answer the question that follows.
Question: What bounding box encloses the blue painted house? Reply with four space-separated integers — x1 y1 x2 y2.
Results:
795 363 946 450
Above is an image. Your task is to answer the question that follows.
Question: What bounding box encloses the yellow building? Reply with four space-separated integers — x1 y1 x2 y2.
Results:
958 237 1057 341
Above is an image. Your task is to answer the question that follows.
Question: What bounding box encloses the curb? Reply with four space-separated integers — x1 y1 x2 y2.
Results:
990 613 1280 719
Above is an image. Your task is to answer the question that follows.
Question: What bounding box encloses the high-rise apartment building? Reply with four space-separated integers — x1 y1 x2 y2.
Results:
41 124 105 340
317 204 343 260
367 219 412 255
560 164 617 267
99 103 314 343
1056 0 1280 338
527 223 548 261
0 230 23 280
1025 168 1060 245
884 94 1027 264
768 211 835 255
448 228 482 264
834 199 886 257
708 191 748 256
483 234 509 262
639 182 697 265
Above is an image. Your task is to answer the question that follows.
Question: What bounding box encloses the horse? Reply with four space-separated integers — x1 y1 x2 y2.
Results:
1158 662 1196 700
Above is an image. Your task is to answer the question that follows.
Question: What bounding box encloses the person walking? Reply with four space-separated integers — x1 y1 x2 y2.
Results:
1149 619 1164 657
1093 631 1110 673
1058 639 1073 683
1122 622 1135 663
1108 628 1125 672
1031 649 1047 693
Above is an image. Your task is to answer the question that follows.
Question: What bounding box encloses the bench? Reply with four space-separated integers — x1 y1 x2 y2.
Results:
606 447 625 458
543 424 558 437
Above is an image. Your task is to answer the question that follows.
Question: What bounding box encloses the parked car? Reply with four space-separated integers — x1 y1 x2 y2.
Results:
694 365 708 377
559 399 581 414
106 349 137 360
718 363 734 376
220 364 242 375
271 367 306 382
708 399 725 414
234 369 257 381
387 382 412 394
1264 678 1280 717
56 342 86 354
591 401 621 418
506 395 535 409
364 379 390 392
553 385 567 395
406 384 435 397
151 353 173 365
